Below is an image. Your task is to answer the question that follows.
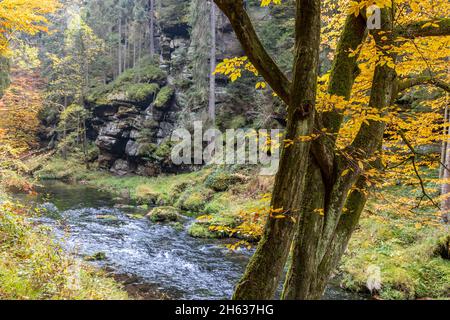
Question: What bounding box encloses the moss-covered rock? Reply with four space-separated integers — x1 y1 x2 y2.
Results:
205 170 246 192
123 83 160 103
176 188 211 213
126 213 145 220
86 58 166 106
147 206 180 222
188 223 219 239
435 235 450 260
154 86 174 108
84 252 107 261
135 184 161 205
96 215 118 221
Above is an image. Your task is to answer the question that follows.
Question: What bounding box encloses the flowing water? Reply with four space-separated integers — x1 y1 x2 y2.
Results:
12 180 362 300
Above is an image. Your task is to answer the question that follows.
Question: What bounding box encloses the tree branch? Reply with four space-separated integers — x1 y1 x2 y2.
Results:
398 76 450 93
214 0 291 105
394 18 450 39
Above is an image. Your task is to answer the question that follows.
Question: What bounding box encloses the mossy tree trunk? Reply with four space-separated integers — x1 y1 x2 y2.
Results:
215 0 321 300
215 1 450 300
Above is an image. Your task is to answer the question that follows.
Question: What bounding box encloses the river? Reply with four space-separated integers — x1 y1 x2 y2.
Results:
12 180 362 300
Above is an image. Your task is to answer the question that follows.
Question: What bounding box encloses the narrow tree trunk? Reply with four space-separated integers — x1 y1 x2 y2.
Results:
133 27 137 68
83 119 89 169
123 20 128 71
149 0 155 56
439 106 448 180
62 96 68 160
118 17 122 75
209 1 217 125
441 106 450 221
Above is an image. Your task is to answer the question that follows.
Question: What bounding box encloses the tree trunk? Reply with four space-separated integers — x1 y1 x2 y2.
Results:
232 9 367 300
282 7 397 299
233 0 321 300
123 20 128 71
441 106 450 221
440 106 448 180
118 17 122 75
209 1 217 125
62 96 68 160
149 0 155 56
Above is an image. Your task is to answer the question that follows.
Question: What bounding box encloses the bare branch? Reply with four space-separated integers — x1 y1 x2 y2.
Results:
213 0 291 105
394 18 450 39
398 130 441 209
398 76 450 93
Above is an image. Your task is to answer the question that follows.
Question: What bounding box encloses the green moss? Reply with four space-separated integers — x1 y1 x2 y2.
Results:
171 222 184 232
341 213 450 299
154 86 174 108
126 213 145 220
86 58 166 105
147 206 180 222
188 223 218 239
34 158 86 181
176 188 211 214
205 170 245 192
125 83 160 102
135 184 161 205
115 63 166 86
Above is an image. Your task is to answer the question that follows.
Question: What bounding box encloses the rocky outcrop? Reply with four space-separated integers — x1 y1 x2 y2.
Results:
82 1 275 177
87 58 179 176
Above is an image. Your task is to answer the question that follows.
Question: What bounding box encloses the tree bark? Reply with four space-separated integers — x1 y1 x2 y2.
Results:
282 6 397 299
118 17 122 75
230 0 321 300
441 105 450 221
149 0 155 56
209 1 217 125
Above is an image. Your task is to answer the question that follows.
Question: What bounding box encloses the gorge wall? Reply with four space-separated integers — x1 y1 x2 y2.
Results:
87 0 278 176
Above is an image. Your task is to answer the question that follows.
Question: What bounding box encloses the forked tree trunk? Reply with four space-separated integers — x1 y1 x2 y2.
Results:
232 11 367 300
232 0 321 299
283 8 397 298
283 64 395 299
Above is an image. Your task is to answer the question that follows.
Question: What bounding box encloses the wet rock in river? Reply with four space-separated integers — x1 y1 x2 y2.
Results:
147 206 181 222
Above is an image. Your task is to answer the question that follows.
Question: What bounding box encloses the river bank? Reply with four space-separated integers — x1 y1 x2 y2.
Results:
0 198 129 300
13 155 450 299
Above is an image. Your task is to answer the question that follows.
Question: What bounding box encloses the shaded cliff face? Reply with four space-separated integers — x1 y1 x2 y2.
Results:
88 1 235 176
87 1 277 176
86 57 181 176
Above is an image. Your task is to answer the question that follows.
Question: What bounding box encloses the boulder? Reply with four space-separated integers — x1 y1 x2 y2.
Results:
136 163 160 177
96 135 118 151
110 159 130 176
125 140 140 157
146 206 181 222
99 120 131 138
